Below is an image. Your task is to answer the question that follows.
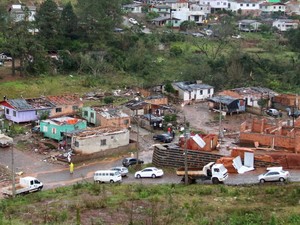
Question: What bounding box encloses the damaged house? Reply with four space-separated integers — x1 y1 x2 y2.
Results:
0 98 54 123
82 106 130 129
46 95 83 118
170 81 214 104
208 95 246 115
40 117 87 141
70 127 130 155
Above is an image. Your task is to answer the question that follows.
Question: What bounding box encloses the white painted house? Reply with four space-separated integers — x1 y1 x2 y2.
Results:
260 3 286 14
173 7 206 24
71 127 130 155
272 19 299 31
122 3 143 13
227 0 262 16
171 81 214 103
197 0 229 11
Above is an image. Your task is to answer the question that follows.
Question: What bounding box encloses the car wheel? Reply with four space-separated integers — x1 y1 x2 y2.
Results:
212 177 219 184
110 180 114 183
260 179 265 183
152 174 156 179
137 174 141 179
279 177 285 182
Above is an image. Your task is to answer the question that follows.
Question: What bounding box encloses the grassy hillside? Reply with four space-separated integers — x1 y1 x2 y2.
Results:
0 182 300 224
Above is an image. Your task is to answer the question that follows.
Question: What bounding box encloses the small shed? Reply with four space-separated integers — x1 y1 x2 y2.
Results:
208 95 245 114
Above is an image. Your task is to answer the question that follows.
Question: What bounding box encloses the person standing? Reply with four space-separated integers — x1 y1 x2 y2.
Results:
69 162 74 175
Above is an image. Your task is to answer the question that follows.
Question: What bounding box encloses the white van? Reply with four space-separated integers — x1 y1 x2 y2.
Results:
93 170 122 183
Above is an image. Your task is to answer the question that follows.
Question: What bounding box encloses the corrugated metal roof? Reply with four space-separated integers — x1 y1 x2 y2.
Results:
7 99 33 110
173 81 213 91
208 96 237 105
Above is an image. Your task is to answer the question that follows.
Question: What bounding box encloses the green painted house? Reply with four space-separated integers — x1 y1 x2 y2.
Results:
82 106 97 125
40 117 87 141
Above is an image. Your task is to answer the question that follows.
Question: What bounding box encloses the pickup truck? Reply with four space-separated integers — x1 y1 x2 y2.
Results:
176 162 228 184
2 176 43 196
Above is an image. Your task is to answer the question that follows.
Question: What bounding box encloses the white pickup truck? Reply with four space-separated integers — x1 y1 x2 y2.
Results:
176 162 228 184
2 176 43 196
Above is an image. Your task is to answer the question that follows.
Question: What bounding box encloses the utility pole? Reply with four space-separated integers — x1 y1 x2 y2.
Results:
11 142 16 198
181 103 188 185
219 101 223 143
136 116 139 162
184 114 188 185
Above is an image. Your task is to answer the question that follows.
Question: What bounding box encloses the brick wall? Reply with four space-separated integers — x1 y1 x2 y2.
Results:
152 145 279 169
240 132 295 150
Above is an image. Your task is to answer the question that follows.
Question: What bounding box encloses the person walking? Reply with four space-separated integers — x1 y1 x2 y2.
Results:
69 162 74 175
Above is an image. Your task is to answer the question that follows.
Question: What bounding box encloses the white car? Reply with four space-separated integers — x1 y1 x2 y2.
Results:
129 18 138 25
110 166 129 177
258 167 290 183
135 167 164 179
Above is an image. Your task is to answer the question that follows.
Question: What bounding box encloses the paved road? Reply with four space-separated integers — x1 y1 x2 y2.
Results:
1 146 300 192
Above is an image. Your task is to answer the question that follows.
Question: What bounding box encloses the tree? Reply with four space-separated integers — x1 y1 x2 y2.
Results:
60 2 78 40
179 21 197 31
35 0 61 51
75 0 122 46
285 27 300 52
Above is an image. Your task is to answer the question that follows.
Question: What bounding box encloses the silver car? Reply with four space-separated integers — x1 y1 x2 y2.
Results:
258 167 290 183
110 167 129 177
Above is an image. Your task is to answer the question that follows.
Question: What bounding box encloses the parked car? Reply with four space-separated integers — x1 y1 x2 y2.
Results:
135 167 164 179
122 157 144 167
110 166 129 177
129 18 138 25
258 167 290 183
153 133 173 143
265 108 280 117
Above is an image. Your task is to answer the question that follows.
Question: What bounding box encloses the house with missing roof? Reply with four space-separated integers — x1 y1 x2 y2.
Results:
0 95 83 123
82 106 131 129
70 127 130 155
46 95 83 118
0 98 54 123
40 117 87 141
170 81 214 104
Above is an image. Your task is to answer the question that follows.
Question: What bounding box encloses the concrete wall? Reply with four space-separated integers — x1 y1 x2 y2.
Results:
72 129 130 154
59 141 136 163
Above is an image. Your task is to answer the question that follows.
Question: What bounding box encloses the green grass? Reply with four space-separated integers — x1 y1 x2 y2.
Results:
1 182 300 224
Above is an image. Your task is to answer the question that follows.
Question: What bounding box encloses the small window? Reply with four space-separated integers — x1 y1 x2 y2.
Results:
252 4 255 7
52 128 56 134
73 106 78 110
43 126 48 132
74 141 79 147
6 108 9 114
240 4 243 6
208 89 211 94
246 4 249 7
91 112 94 118
124 119 129 125
214 168 220 172
100 139 107 146
13 111 16 117
200 90 203 95
56 108 62 113
84 111 88 117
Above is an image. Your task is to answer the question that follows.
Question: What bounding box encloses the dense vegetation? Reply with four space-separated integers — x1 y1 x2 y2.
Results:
0 182 300 224
0 0 300 96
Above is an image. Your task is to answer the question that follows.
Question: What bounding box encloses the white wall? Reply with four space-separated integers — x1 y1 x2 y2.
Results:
72 129 130 154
